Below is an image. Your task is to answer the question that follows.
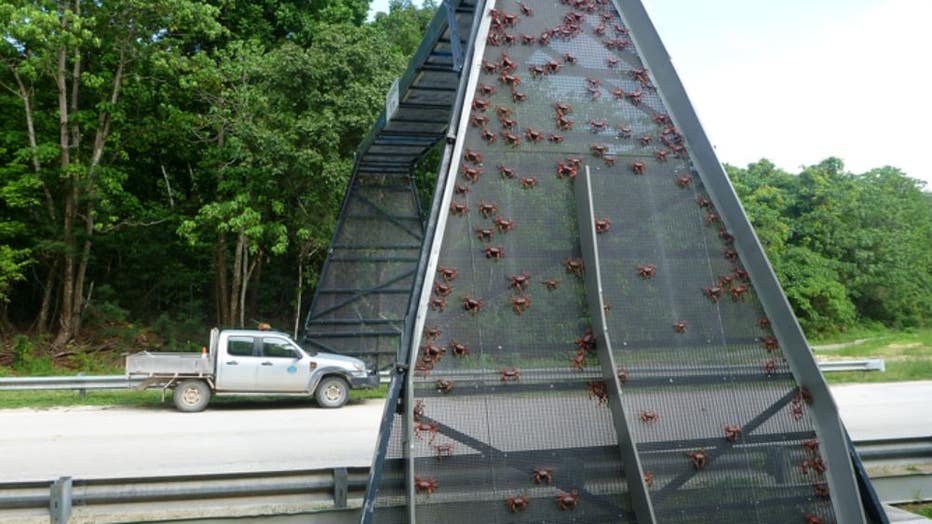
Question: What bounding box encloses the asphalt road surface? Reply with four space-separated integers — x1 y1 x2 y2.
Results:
0 381 928 482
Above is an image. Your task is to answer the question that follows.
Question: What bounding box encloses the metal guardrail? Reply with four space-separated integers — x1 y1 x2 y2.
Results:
0 359 886 394
0 438 926 523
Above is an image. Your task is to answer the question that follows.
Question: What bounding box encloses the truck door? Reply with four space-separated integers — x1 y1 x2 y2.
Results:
215 335 260 390
256 336 311 392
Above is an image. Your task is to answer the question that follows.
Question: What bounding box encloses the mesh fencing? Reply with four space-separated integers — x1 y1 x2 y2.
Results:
304 173 422 369
370 1 840 522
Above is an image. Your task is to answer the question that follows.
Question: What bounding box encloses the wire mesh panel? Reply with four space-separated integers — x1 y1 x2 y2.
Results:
304 173 423 370
366 0 871 522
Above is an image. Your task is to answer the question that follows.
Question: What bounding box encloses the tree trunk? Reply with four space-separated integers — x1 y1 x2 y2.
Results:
36 260 59 335
230 232 244 327
239 251 259 329
216 231 229 326
293 255 304 339
52 38 74 347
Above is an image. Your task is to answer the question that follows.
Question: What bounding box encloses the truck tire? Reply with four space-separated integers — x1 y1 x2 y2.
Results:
173 380 211 412
315 376 349 408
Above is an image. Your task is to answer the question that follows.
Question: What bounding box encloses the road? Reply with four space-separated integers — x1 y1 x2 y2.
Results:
0 381 928 482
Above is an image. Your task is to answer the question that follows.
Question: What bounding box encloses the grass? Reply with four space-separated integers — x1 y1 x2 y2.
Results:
897 502 932 518
811 327 932 384
0 384 388 410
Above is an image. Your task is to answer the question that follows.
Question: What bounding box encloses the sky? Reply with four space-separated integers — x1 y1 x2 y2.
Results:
369 0 932 187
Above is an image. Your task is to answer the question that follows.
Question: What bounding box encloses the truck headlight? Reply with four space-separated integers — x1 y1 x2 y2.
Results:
353 362 365 372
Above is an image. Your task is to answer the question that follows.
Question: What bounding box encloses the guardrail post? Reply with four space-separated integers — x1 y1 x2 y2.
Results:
76 373 85 399
49 476 72 524
332 468 348 509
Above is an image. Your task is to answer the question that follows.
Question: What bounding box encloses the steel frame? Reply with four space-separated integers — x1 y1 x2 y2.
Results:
613 0 868 520
355 0 887 522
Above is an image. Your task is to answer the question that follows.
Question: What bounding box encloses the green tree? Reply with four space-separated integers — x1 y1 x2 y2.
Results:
0 0 221 343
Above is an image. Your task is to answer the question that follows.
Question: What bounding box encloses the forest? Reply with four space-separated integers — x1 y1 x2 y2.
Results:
0 0 929 362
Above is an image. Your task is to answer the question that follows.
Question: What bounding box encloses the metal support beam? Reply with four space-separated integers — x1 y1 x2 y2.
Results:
616 1 869 521
49 477 72 524
576 166 657 523
444 0 463 72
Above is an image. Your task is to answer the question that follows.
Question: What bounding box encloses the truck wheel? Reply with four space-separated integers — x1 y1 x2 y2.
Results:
173 380 211 412
315 376 349 408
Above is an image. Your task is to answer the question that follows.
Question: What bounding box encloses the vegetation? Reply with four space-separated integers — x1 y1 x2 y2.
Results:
0 1 930 384
816 327 932 384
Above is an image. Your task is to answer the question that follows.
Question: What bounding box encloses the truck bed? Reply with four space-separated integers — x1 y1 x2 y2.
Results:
126 352 212 376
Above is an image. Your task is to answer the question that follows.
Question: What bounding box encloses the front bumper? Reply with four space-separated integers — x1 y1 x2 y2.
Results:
349 371 380 389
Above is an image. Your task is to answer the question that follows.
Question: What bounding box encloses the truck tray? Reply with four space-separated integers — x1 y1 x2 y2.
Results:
126 352 212 376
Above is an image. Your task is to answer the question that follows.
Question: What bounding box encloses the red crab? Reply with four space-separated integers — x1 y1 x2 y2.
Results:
414 421 438 442
478 201 498 218
493 216 514 233
554 101 572 115
533 467 553 485
571 349 587 371
590 143 608 157
730 284 749 302
498 164 516 179
454 183 470 195
483 245 505 260
429 296 446 312
432 442 455 461
655 149 670 162
603 154 617 167
806 515 825 524
723 424 742 442
462 295 483 315
618 125 633 139
687 449 708 470
705 211 722 226
450 201 468 216
813 483 830 498
704 286 723 303
763 358 779 375
420 344 446 363
510 295 531 315
673 320 688 333
478 83 496 96
802 439 820 456
675 174 693 188
472 97 489 112
450 339 470 357
501 131 522 147
496 105 512 118
547 133 564 144
555 490 579 511
800 456 827 475
564 258 584 277
506 494 529 512
587 380 608 405
435 379 454 394
638 134 653 146
759 316 771 330
500 116 517 129
595 218 611 233
520 176 537 189
509 272 531 291
481 128 497 143
631 161 646 175
433 281 452 297
761 336 778 352
639 410 658 424
423 326 442 340
414 476 438 496
589 119 608 133
643 471 654 487
512 90 527 102
723 248 739 261
475 227 494 242
542 278 560 291
616 367 630 384
500 367 520 382
471 114 490 128
464 148 483 164
695 195 711 208
437 266 457 282
576 328 596 353
413 399 425 421
524 127 543 142
639 264 656 279
557 161 578 179
556 114 574 130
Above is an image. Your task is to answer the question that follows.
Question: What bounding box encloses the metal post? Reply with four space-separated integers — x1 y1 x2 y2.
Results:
614 1 868 521
332 468 348 509
575 167 657 523
49 476 72 524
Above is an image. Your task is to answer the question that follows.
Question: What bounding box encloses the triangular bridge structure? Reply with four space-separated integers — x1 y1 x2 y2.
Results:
308 1 889 522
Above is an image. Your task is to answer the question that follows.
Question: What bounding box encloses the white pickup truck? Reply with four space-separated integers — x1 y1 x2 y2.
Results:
126 328 379 412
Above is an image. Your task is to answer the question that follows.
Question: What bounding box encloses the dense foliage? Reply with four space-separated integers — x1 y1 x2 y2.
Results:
0 0 928 354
